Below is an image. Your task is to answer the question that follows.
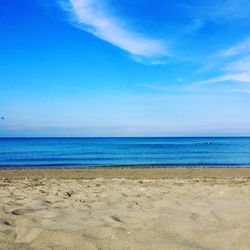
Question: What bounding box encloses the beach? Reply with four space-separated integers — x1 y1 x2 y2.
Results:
0 168 250 249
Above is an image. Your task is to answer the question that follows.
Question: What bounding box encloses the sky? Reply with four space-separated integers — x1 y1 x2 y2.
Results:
1 0 250 137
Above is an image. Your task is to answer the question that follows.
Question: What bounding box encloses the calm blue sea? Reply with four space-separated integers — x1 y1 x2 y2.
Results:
0 137 250 168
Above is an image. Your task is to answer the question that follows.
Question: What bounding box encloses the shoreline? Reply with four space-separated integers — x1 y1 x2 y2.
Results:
1 167 250 179
1 164 250 168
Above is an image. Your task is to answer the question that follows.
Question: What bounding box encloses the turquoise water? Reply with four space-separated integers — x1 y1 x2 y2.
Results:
0 137 250 167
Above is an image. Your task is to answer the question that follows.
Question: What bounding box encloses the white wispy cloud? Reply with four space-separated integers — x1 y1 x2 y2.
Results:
194 54 250 86
195 73 250 85
219 37 250 57
183 0 250 33
206 0 250 23
60 0 167 58
193 36 250 87
224 55 250 71
137 83 171 92
186 0 250 26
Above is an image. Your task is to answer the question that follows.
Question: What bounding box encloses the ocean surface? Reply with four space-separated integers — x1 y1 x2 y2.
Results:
0 137 250 168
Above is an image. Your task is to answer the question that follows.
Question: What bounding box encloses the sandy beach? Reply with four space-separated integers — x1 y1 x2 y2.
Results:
0 168 250 249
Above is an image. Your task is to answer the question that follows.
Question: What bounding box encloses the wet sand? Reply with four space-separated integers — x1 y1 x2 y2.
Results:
0 168 250 249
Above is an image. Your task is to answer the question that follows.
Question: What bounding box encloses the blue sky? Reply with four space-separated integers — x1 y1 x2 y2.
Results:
1 0 250 136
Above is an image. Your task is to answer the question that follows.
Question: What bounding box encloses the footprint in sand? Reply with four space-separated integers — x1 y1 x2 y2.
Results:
11 208 37 216
189 212 200 221
111 216 122 223
0 218 15 227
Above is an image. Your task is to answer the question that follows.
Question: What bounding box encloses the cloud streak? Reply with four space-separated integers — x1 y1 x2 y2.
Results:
182 0 250 34
60 0 167 58
195 73 250 85
194 54 250 86
219 37 250 57
206 0 250 23
194 36 250 87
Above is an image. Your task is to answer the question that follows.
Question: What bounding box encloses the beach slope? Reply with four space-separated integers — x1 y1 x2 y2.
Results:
0 168 250 249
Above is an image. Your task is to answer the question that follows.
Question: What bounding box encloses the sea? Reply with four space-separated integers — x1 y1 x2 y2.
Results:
0 137 250 168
